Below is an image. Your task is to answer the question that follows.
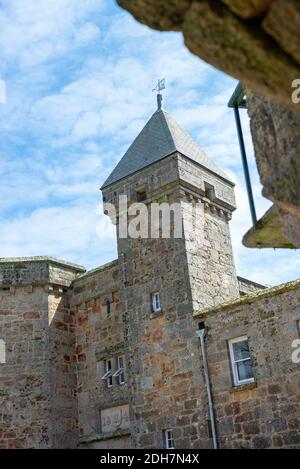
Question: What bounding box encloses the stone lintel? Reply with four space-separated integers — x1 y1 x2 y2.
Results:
79 428 131 444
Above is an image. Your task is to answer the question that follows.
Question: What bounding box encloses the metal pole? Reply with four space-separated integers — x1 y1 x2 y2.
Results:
196 329 218 449
234 106 257 226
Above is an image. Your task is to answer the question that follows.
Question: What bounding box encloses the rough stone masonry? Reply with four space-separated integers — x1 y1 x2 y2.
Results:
117 0 300 255
0 105 299 449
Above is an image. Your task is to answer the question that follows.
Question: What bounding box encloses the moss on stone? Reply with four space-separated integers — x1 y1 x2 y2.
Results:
117 0 300 112
222 0 274 19
242 205 297 249
194 277 300 318
74 260 118 281
0 256 86 272
117 0 192 31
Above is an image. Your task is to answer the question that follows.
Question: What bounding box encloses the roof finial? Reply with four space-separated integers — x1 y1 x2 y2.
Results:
152 78 166 111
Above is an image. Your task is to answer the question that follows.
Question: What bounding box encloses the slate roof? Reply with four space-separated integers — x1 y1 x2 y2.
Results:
101 109 231 189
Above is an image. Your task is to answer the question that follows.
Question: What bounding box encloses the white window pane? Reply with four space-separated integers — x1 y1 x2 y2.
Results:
102 370 112 380
152 292 161 312
166 430 174 449
113 367 124 377
237 359 253 382
232 340 250 361
119 371 125 384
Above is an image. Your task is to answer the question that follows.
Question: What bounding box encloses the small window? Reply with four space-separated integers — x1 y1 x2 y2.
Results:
136 191 147 202
102 358 113 388
204 182 215 201
164 429 175 449
0 339 6 364
229 336 254 387
106 300 111 318
151 292 161 313
113 355 125 385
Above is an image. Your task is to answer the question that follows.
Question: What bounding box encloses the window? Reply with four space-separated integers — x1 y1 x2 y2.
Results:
164 429 175 449
100 356 126 388
151 292 161 313
113 355 125 385
204 182 215 201
102 358 113 388
136 190 147 202
229 336 254 387
106 300 111 318
0 339 5 364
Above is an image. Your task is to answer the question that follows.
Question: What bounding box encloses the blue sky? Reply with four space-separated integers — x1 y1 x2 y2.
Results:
0 0 299 286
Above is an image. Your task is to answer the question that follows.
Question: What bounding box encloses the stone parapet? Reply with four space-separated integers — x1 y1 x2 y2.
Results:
0 257 85 288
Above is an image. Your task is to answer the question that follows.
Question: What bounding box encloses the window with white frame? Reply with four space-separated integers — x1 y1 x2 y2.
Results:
0 339 6 364
113 355 125 385
151 292 161 313
229 336 254 387
164 429 175 449
102 358 113 388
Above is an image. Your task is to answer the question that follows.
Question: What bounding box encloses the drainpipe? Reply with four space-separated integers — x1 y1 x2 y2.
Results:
196 328 218 449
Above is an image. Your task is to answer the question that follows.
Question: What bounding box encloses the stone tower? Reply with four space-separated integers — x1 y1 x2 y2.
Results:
0 257 85 449
101 103 239 448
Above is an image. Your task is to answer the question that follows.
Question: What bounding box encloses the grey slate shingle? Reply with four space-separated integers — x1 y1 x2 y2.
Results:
101 109 231 189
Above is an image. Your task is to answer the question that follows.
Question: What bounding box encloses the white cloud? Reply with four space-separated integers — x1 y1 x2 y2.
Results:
0 0 103 70
0 2 299 286
0 203 117 267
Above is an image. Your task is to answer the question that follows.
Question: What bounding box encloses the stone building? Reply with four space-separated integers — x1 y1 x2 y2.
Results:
0 102 299 449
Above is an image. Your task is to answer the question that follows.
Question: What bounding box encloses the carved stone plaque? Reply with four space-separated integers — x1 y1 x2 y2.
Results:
101 404 130 433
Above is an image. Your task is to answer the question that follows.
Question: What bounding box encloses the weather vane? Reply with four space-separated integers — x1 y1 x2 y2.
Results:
152 78 166 110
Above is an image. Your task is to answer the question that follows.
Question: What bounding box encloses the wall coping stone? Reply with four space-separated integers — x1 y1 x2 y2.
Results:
0 256 86 273
237 276 266 290
194 278 300 318
73 259 119 282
